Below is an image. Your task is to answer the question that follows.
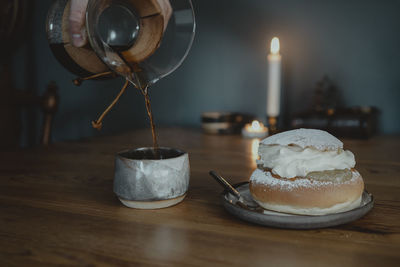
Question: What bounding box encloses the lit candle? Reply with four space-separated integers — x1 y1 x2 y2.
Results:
242 120 268 138
267 37 281 117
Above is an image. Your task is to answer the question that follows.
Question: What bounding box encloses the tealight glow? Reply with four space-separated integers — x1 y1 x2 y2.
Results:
242 120 268 139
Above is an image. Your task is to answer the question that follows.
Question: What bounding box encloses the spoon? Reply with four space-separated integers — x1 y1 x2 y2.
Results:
209 170 259 209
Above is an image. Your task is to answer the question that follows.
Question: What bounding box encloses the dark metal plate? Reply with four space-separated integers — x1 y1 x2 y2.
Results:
221 182 374 229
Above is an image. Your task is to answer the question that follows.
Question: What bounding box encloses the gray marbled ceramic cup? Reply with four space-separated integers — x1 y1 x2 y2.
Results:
114 147 190 209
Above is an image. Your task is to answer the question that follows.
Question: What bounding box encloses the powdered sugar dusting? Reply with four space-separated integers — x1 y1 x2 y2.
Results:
250 168 360 191
261 128 343 151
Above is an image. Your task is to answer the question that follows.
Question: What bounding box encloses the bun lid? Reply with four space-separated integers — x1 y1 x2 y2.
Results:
260 128 343 151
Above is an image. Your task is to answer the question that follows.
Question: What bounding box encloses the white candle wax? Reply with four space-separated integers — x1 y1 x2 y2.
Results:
267 37 281 117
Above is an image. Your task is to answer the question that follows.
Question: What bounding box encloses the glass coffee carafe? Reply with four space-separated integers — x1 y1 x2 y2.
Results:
47 0 195 87
46 0 195 129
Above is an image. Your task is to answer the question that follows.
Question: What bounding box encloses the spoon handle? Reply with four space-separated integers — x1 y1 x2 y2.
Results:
209 170 241 199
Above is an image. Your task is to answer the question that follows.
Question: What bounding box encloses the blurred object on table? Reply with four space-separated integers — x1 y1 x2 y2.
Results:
15 81 60 146
291 76 378 139
311 76 342 112
0 75 60 148
291 106 379 139
202 112 255 135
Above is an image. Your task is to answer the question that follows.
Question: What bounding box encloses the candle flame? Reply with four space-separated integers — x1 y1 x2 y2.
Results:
270 37 280 54
251 120 262 131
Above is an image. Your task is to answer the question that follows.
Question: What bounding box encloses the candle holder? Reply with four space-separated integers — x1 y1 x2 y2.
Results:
267 116 278 135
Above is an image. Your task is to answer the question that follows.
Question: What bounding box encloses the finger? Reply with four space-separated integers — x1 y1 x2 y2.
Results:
69 0 89 47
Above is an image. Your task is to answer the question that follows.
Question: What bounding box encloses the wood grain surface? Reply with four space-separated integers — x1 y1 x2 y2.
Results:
0 128 399 266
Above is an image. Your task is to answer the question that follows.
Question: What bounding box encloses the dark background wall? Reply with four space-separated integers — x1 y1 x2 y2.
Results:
11 0 400 145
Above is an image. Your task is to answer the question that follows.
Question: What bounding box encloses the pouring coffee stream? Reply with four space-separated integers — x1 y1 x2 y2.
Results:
82 2 159 156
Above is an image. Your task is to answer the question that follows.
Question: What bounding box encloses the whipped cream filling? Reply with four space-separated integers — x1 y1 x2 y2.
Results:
257 144 355 178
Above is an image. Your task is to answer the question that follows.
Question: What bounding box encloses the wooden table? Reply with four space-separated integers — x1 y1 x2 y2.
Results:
1 128 399 266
